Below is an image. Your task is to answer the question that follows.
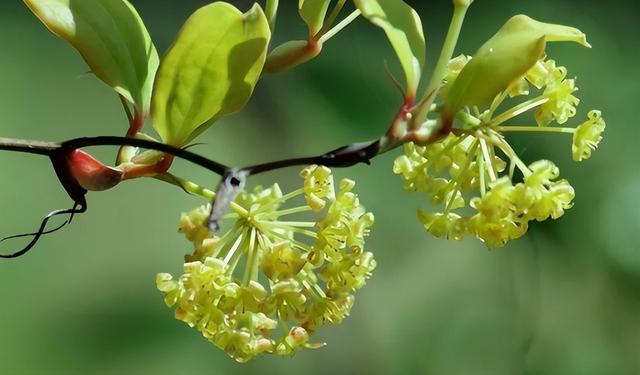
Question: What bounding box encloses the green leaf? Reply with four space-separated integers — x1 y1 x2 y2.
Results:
151 3 271 147
24 0 159 115
445 15 590 114
354 0 425 97
299 0 332 36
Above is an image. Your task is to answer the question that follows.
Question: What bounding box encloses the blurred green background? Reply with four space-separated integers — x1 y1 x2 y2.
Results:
1 0 638 374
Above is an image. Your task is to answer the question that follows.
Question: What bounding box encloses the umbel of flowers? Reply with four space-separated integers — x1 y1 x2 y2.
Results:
157 166 376 362
394 53 605 247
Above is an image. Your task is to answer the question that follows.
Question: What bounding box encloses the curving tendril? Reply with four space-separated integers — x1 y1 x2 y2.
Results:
0 202 87 259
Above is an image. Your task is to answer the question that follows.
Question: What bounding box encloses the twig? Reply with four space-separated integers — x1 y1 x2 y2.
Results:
0 136 228 175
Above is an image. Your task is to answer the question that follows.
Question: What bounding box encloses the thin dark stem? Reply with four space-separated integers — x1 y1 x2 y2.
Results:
242 156 319 175
241 139 381 176
0 138 59 156
0 136 229 175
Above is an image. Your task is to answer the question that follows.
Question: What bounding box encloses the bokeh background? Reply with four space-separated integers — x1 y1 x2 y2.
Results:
1 0 638 374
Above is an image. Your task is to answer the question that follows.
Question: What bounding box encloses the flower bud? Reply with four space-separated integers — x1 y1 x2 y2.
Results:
286 326 309 346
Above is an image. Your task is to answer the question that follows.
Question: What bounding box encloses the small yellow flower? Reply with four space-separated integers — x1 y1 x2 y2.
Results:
572 110 606 161
513 160 575 221
468 177 528 247
440 54 471 98
535 62 580 126
300 165 335 211
179 205 217 262
261 241 305 281
417 211 466 241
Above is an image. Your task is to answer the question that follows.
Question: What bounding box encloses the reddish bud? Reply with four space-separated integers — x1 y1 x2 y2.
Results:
67 150 123 191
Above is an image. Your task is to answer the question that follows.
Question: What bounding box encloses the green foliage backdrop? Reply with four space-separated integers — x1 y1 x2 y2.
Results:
0 0 638 373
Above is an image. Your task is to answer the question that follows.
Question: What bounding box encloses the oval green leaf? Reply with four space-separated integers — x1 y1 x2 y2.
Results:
24 0 159 115
151 3 271 147
445 15 590 114
354 0 425 97
299 0 332 36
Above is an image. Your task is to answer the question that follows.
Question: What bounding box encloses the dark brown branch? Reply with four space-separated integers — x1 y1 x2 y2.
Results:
0 136 229 175
240 139 381 175
0 137 59 156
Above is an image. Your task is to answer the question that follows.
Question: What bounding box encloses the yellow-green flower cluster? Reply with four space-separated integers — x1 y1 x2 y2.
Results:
157 166 375 362
395 55 605 247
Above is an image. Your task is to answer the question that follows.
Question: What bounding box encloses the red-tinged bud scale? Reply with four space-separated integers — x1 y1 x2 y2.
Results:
66 150 123 191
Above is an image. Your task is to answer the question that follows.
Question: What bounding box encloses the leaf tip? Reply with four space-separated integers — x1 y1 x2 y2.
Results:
244 3 266 22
